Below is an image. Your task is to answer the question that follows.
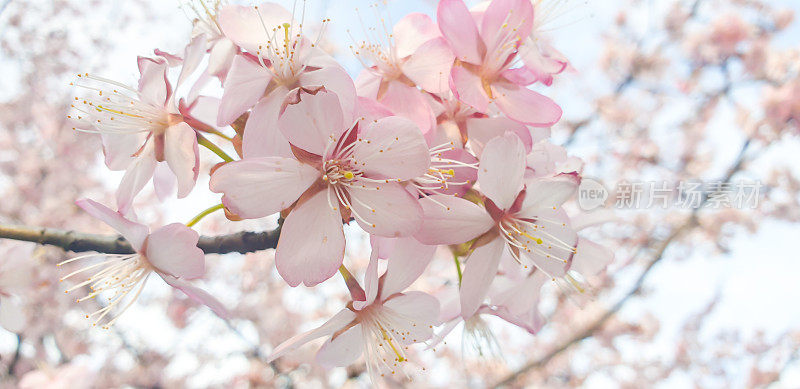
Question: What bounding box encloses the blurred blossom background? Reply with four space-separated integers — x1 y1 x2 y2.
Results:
1 0 800 387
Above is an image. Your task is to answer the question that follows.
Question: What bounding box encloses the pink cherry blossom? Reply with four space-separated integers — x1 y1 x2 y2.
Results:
266 238 439 384
70 51 209 213
354 12 455 134
215 2 356 158
415 133 592 317
438 0 562 125
210 87 430 286
59 199 228 327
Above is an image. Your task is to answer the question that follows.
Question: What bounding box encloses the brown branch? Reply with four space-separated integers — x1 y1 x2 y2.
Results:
0 224 280 254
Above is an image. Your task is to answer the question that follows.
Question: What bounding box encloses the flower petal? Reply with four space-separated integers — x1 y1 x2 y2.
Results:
348 181 423 238
298 65 357 125
76 198 149 251
208 38 238 79
570 238 614 276
381 237 437 297
518 174 580 216
478 133 526 210
276 188 345 287
164 122 199 198
101 133 145 171
459 236 505 318
278 87 345 156
466 116 532 157
242 86 293 158
383 291 440 342
218 2 293 54
437 0 484 64
315 323 364 368
378 81 436 135
393 13 440 58
137 56 170 106
402 37 454 93
414 195 493 245
146 223 204 279
217 55 272 126
451 64 490 112
177 35 207 87
492 84 562 126
162 276 231 319
480 0 534 52
116 151 157 215
352 116 430 180
267 308 357 362
209 157 319 219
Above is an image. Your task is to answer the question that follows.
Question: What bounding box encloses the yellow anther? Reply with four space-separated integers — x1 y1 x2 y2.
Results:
342 171 355 179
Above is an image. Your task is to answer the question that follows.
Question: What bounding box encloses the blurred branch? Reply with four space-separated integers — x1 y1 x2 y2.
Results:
0 224 280 255
494 138 754 387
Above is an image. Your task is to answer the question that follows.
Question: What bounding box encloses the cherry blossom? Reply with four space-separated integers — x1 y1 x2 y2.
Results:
59 199 228 327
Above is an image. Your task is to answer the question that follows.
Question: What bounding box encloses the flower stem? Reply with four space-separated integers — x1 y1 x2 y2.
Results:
197 134 233 162
186 204 225 227
453 253 463 285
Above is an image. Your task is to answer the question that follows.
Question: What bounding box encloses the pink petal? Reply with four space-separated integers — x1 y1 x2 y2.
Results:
490 272 547 317
570 238 614 276
518 174 580 216
355 252 380 310
414 195 493 245
451 64 490 112
354 96 393 123
378 81 436 134
355 70 382 99
492 83 562 126
518 210 577 278
137 56 170 106
101 133 144 171
162 276 231 319
381 237 437 297
352 116 430 180
267 308 357 362
276 188 346 287
217 55 272 126
431 147 479 196
278 87 345 156
146 223 205 279
218 2 293 54
164 123 199 198
466 116 532 157
177 35 207 87
437 0 484 64
209 157 319 219
402 37 455 93
208 38 238 79
393 13 440 59
298 65 357 125
76 198 149 251
242 87 293 158
315 323 364 368
478 133 526 210
347 182 423 238
459 236 505 317
383 291 440 342
480 0 534 52
116 152 156 215
153 163 177 201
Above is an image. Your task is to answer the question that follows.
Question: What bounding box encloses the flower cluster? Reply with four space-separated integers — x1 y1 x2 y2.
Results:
64 0 613 383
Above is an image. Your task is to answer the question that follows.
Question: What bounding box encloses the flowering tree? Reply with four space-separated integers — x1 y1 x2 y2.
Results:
1 0 799 387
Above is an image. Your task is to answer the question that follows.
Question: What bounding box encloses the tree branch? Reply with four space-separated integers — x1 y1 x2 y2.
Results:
0 224 280 254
